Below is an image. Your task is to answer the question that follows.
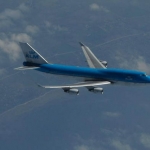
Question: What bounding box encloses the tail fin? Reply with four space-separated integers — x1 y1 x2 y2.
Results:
19 42 48 65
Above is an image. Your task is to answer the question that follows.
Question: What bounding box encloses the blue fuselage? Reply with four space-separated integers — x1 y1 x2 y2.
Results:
36 64 150 84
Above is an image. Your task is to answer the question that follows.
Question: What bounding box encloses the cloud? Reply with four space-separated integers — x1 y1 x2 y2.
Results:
90 3 109 12
112 140 132 150
0 4 34 61
0 3 29 20
140 133 150 148
0 19 13 28
0 3 29 28
0 3 40 61
25 25 39 35
0 9 22 20
0 39 21 61
134 57 150 74
45 21 51 28
74 134 134 150
103 112 121 117
45 21 68 32
90 3 100 11
73 136 98 150
11 33 32 43
18 3 29 12
115 51 150 74
0 32 32 61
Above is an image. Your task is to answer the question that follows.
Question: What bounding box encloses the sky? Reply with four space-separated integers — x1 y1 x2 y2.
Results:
1 0 150 150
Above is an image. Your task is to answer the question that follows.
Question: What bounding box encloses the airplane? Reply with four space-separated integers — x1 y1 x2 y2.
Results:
15 42 150 95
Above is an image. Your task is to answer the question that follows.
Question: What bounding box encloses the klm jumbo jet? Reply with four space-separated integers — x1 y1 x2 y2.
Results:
15 42 150 95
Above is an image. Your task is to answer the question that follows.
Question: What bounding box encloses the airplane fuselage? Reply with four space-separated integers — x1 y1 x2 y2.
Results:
36 64 150 84
17 42 150 94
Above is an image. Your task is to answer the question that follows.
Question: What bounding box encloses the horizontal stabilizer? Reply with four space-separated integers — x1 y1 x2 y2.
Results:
14 66 40 70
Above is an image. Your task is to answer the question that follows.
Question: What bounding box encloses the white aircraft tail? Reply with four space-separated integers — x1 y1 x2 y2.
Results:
19 42 48 65
15 42 48 70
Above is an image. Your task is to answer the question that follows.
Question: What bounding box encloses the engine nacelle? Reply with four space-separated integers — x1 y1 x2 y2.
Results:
88 87 103 94
101 61 107 67
64 88 79 95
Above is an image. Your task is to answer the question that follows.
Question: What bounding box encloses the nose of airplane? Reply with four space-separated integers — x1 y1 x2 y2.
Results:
146 76 150 83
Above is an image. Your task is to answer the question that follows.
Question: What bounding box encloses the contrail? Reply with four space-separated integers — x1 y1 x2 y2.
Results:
0 90 51 118
95 33 143 48
0 89 66 123
0 69 66 123
46 33 145 56
0 71 20 81
54 51 76 56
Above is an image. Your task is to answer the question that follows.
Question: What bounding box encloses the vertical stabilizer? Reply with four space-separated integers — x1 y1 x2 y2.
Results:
19 42 48 64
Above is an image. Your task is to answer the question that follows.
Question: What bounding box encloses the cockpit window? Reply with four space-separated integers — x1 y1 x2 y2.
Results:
140 73 146 77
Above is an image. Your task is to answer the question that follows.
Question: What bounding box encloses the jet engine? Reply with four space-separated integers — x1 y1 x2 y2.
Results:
88 87 103 94
101 61 107 67
64 88 79 95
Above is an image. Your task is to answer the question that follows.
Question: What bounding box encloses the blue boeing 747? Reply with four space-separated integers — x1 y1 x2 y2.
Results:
15 42 150 95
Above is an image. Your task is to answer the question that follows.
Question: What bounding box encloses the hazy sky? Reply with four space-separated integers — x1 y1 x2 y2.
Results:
1 0 150 150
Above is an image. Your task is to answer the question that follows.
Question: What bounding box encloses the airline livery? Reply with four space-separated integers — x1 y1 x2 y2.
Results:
15 42 150 95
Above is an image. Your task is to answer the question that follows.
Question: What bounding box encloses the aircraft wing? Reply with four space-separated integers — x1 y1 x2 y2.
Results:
79 42 106 69
38 81 111 89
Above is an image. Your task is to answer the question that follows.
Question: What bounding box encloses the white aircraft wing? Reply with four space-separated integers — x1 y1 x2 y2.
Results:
79 42 106 69
38 81 111 89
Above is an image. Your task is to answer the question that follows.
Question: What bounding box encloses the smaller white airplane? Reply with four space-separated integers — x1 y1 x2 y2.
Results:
15 42 150 95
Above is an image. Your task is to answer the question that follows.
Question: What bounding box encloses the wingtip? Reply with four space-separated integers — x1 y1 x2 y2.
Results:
79 42 84 46
37 84 43 88
18 42 28 45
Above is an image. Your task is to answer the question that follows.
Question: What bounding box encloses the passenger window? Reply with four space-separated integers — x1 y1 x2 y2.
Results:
126 76 132 80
